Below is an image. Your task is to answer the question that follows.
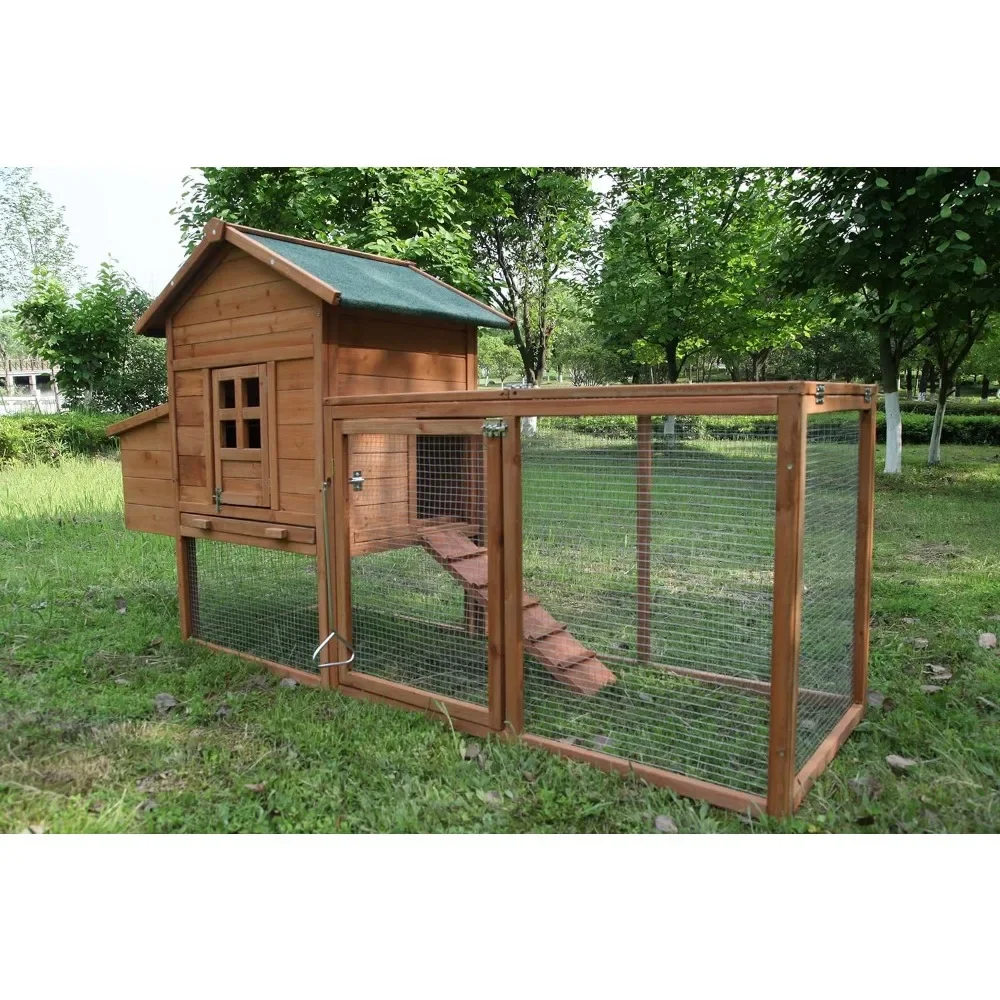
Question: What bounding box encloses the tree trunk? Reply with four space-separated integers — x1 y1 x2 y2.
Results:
905 367 913 397
928 382 948 465
879 335 903 474
662 340 680 441
983 374 991 400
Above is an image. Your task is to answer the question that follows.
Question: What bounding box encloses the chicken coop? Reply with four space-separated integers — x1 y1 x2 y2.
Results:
108 218 876 817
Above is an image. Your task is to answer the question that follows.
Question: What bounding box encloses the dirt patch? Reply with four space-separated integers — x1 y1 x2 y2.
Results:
0 747 116 796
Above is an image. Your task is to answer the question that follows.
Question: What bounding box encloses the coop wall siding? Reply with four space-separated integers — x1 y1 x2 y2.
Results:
327 311 477 545
166 247 322 533
117 411 175 536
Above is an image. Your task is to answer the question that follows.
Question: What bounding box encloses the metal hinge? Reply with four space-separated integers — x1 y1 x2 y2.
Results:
213 486 223 512
864 386 873 403
483 418 508 438
815 383 826 405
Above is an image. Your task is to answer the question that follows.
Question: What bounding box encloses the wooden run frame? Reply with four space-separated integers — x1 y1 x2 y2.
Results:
312 381 877 818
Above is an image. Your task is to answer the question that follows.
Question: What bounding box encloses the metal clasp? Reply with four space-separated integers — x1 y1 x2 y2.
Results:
815 383 826 405
213 486 223 512
312 629 356 668
864 386 873 403
483 418 508 438
349 470 365 491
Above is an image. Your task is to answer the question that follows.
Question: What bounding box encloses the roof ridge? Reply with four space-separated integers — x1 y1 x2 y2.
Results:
227 222 416 267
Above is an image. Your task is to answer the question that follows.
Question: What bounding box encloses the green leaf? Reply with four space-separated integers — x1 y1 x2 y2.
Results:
973 256 987 275
976 169 990 187
936 240 951 253
875 177 889 189
940 206 952 218
955 230 971 241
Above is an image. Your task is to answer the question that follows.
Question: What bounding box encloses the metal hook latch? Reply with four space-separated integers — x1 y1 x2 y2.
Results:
312 629 356 668
349 470 365 491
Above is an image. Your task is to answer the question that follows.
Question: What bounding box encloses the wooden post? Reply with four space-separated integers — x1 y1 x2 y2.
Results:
767 393 808 817
636 415 653 663
486 435 505 729
502 417 524 733
852 400 876 706
330 419 353 687
177 536 195 639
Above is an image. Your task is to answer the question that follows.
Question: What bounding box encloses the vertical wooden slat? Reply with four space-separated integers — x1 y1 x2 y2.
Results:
202 367 214 501
465 324 479 389
852 400 876 706
257 364 271 507
267 359 280 510
486 435 505 729
315 308 331 685
636 415 653 663
330 419 353 687
502 417 524 733
767 393 808 817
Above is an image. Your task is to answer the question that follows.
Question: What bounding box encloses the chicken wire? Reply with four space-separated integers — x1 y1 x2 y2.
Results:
796 413 859 768
520 415 778 795
347 433 490 706
186 537 320 672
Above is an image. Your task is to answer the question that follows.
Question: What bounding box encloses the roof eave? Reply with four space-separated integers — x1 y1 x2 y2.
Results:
134 218 342 338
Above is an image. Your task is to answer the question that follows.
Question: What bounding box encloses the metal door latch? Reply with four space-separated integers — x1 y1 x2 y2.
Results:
483 419 508 438
864 386 873 403
349 470 365 491
213 486 223 512
815 383 826 405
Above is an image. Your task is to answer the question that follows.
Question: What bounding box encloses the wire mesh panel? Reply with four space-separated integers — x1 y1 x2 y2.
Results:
796 413 859 767
346 430 491 707
187 537 320 672
520 415 777 795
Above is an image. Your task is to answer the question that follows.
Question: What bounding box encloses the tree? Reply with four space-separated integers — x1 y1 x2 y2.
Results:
15 260 156 411
0 168 81 305
176 167 598 385
784 167 1000 471
595 168 804 386
477 333 522 385
0 309 28 362
547 283 620 386
963 320 1000 399
463 168 596 383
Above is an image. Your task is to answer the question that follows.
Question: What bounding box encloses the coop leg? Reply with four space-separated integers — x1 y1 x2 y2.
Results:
177 536 199 639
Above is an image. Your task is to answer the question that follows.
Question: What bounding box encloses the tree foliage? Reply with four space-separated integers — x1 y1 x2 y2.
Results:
15 261 160 412
785 167 1000 466
596 168 806 383
0 167 81 305
477 334 522 385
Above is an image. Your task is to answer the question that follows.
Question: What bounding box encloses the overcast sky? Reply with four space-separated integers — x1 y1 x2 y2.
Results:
32 167 192 296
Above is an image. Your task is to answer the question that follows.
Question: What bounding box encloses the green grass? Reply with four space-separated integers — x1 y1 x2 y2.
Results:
2 445 999 832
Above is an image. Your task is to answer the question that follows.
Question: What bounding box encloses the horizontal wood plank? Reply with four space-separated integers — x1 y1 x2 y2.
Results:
276 388 312 425
121 448 172 480
277 458 314 494
125 502 174 535
118 420 171 452
122 476 174 508
178 455 207 486
173 276 317 327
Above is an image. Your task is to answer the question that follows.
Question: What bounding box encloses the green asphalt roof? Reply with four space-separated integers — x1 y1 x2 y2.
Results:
246 234 511 329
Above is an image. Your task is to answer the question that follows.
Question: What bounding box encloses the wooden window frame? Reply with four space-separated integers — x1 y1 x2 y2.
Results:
211 364 270 508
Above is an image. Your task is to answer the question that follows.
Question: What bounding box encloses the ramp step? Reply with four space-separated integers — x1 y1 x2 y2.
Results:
421 530 616 696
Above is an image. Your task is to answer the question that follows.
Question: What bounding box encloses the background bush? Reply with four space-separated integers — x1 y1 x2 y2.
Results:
0 412 120 466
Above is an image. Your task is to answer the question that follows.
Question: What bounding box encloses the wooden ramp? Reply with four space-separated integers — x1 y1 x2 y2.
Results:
420 530 616 696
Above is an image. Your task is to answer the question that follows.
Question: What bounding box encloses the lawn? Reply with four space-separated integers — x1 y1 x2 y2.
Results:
1 442 999 833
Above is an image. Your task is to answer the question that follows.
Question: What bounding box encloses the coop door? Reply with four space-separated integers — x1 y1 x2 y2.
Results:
329 418 501 731
212 365 270 507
